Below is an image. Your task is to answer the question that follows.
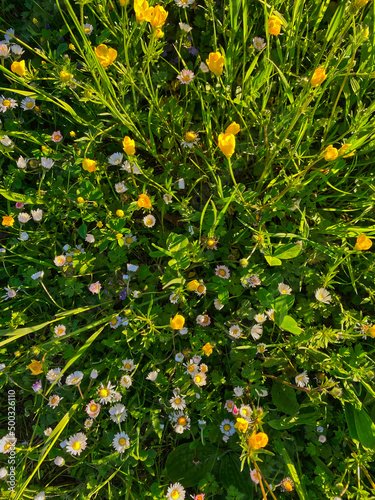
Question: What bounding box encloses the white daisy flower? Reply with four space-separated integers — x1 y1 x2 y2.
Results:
214 298 224 310
44 427 53 437
31 271 44 280
251 324 263 340
179 327 188 335
54 324 66 338
143 214 156 227
121 160 141 174
146 370 159 381
163 193 173 204
184 361 198 376
46 368 62 385
48 395 63 409
97 381 116 404
239 404 253 421
233 386 243 397
315 288 332 304
112 432 130 453
85 400 101 418
266 309 274 321
18 212 31 223
253 37 266 51
179 22 193 32
175 352 184 362
166 482 186 500
66 371 83 386
0 43 10 58
121 359 135 372
108 152 123 165
169 292 180 304
295 371 309 388
195 281 206 296
193 372 206 387
17 156 27 169
31 209 43 222
34 492 46 500
220 419 235 436
124 233 136 247
0 96 18 112
54 456 65 467
254 313 267 323
20 97 36 111
115 181 128 193
255 388 268 397
66 432 87 456
174 0 194 7
256 343 267 354
199 62 209 73
19 231 28 241
181 131 199 149
83 23 93 35
85 234 95 243
0 135 13 147
229 325 242 339
278 283 292 295
170 395 186 410
109 403 127 423
120 375 132 388
11 44 24 55
0 434 17 454
41 157 54 170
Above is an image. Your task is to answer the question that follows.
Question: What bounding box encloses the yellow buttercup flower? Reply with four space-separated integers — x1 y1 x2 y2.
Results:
97 221 103 228
234 418 249 433
27 359 43 375
82 158 97 172
2 216 15 227
354 234 372 251
324 145 338 161
225 122 240 135
311 68 326 87
123 136 135 155
268 15 281 36
137 194 152 209
69 43 76 50
11 60 26 76
77 197 85 204
95 44 117 68
369 326 375 337
116 209 125 217
60 70 73 82
187 280 199 291
202 342 213 356
218 133 236 158
206 52 225 76
134 0 153 22
148 5 168 29
154 29 164 39
170 314 185 330
247 431 269 450
338 143 355 157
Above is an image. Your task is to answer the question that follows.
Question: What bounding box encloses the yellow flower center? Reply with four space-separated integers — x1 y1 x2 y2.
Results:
4 442 11 451
126 237 133 244
195 375 201 383
26 101 34 109
182 75 190 82
119 437 126 445
52 397 58 404
207 239 215 246
100 388 109 397
243 408 249 415
284 481 293 492
228 403 233 408
219 269 226 276
178 416 187 427
71 378 79 384
171 491 180 500
197 285 205 293
185 131 196 142
90 404 97 412
224 424 231 431
84 28 91 33
57 328 64 335
125 363 131 370
175 397 181 404
72 441 81 450
66 256 73 263
146 218 153 226
111 319 117 326
3 100 10 107
188 365 195 372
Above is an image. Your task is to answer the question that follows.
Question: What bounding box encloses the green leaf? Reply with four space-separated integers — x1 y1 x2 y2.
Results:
257 288 274 309
165 442 218 487
273 243 302 259
274 441 308 500
271 382 299 416
264 255 282 266
0 188 38 204
344 403 375 449
219 452 254 495
78 223 87 239
279 315 302 334
269 411 321 430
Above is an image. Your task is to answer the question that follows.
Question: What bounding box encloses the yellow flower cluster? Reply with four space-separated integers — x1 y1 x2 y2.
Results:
95 44 117 68
134 1 168 38
217 122 240 158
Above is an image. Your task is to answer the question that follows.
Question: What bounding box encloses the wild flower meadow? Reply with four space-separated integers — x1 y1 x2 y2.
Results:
1 0 375 499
